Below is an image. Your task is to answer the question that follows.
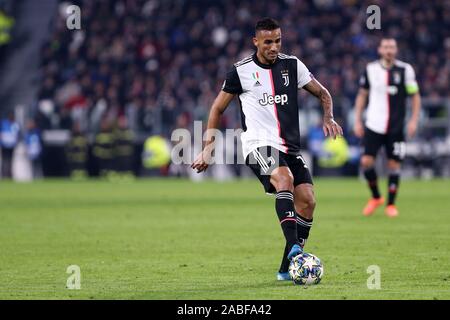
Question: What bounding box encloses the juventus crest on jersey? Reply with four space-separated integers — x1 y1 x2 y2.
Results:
360 60 419 135
222 53 313 160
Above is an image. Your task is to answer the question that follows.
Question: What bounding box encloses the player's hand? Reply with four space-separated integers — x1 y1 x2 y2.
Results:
191 145 213 173
353 120 364 138
407 120 418 138
323 116 343 139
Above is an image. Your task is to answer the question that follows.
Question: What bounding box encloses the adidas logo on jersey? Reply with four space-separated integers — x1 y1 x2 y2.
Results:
252 72 262 87
259 93 288 106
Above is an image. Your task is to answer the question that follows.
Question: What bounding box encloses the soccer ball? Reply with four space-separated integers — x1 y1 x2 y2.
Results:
288 252 324 285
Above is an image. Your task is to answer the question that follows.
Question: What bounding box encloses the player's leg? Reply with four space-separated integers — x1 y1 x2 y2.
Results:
270 166 302 259
385 159 401 217
385 136 405 217
278 155 314 277
271 166 303 280
245 148 300 281
387 159 401 206
361 155 381 198
293 183 315 248
361 128 384 215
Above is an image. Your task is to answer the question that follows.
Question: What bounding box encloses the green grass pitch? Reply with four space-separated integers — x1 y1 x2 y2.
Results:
0 178 449 299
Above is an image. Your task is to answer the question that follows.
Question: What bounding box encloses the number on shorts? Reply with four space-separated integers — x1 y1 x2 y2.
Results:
392 142 406 159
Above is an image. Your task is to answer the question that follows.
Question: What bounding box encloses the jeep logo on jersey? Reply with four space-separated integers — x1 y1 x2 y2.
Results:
259 93 288 106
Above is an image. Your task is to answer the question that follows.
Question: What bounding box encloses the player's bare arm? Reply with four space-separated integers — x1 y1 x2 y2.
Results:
191 91 235 173
407 92 421 138
353 88 369 138
303 79 344 139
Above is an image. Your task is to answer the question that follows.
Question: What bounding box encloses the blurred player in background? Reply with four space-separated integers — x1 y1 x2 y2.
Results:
192 18 343 280
0 111 19 179
353 38 421 217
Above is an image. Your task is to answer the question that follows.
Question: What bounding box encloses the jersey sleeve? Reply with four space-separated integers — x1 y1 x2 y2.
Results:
222 66 243 94
405 64 419 95
359 67 370 89
296 58 313 88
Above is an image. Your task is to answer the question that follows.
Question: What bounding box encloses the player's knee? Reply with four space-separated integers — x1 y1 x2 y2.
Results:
277 176 294 191
272 173 294 192
295 196 316 218
361 156 375 169
387 160 401 171
304 196 316 213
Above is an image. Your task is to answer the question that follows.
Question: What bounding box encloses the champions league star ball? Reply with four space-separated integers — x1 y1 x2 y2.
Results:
288 253 324 285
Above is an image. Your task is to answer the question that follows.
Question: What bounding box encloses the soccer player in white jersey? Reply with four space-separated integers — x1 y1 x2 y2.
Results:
354 38 421 217
192 18 343 280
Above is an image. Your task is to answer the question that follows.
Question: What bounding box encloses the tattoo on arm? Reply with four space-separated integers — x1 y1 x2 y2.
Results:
304 79 334 119
318 87 333 119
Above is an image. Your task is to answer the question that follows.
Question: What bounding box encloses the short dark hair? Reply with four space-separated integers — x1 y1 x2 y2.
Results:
379 37 397 46
380 37 396 43
255 18 280 33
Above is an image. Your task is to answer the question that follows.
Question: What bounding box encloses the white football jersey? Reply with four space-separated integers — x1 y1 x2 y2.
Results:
222 53 313 160
360 59 419 135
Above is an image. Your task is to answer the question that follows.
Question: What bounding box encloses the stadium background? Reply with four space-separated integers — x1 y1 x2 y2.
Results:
0 0 449 181
0 0 450 300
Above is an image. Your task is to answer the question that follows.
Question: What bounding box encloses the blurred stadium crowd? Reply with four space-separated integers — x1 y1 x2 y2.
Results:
0 0 449 179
